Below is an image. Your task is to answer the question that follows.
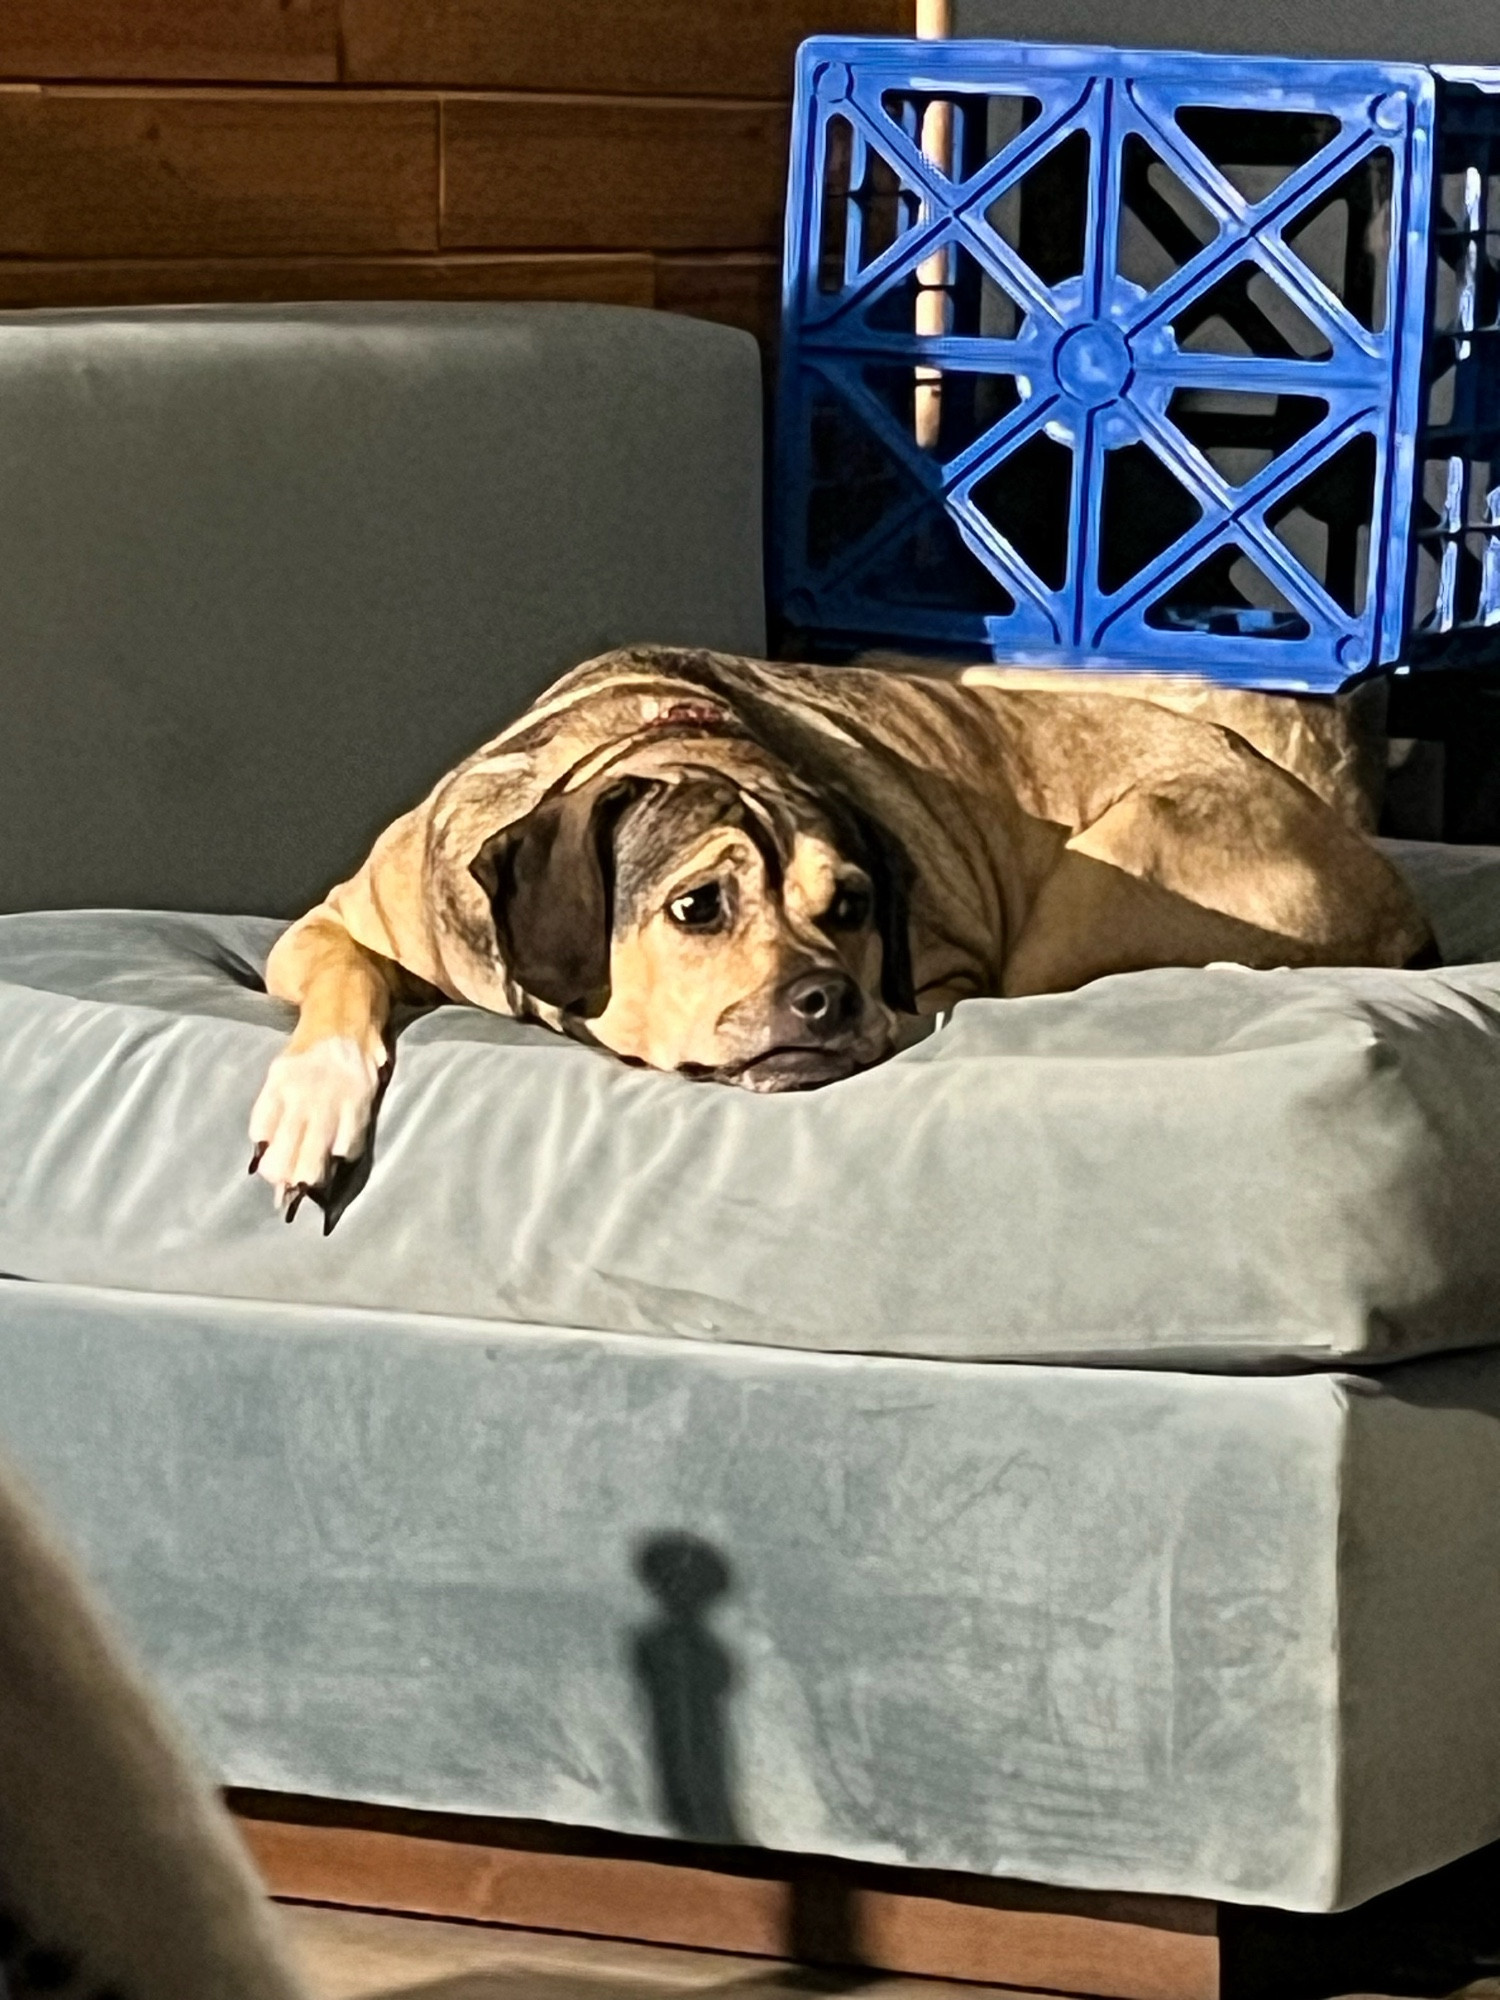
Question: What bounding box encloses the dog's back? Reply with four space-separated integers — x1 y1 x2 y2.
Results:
954 661 1383 827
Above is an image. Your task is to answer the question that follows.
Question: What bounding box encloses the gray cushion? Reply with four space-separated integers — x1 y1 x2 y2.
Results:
3 1274 1500 1913
4 839 1500 1370
1381 837 1500 966
0 303 764 918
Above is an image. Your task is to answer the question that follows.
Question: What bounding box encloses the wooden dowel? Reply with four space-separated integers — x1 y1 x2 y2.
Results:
913 0 953 448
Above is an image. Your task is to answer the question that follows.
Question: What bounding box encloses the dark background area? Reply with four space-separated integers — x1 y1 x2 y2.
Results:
952 0 1500 67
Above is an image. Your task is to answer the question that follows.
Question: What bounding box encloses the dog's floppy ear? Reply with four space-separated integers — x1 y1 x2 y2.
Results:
847 802 916 1013
470 774 654 1013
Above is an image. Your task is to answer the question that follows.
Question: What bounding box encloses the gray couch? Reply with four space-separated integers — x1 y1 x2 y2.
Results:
2 302 1499 1918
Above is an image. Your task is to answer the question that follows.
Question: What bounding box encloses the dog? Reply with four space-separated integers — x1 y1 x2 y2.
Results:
249 647 1430 1211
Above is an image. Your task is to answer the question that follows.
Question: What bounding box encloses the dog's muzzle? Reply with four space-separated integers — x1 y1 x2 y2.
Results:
687 968 894 1092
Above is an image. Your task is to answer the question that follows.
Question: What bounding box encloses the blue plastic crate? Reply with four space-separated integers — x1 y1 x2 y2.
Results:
774 39 1500 690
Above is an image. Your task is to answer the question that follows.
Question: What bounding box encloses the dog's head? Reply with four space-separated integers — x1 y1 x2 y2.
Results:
470 736 914 1090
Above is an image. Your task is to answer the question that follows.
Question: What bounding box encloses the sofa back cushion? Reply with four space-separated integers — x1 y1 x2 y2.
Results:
0 303 765 917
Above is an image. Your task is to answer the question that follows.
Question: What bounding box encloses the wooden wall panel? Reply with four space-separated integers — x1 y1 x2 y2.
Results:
343 0 914 98
654 253 782 348
442 96 791 251
0 90 438 257
0 253 655 312
0 0 338 85
0 4 888 347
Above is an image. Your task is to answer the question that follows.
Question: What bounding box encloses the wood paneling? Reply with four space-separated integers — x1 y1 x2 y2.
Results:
0 0 338 85
0 252 655 311
233 1796 1220 2000
442 95 791 252
0 89 438 257
655 252 782 348
284 1903 941 2000
0 7 871 345
342 0 912 98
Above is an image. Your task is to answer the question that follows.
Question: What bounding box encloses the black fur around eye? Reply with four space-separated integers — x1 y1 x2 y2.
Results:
667 882 726 930
824 885 872 931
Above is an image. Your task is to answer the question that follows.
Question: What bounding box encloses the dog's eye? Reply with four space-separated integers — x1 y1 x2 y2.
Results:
667 882 725 931
824 886 871 931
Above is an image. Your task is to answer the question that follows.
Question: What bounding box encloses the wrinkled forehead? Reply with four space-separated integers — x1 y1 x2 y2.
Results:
607 739 848 916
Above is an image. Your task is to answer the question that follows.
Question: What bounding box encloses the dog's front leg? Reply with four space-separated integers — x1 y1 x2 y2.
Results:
249 913 404 1212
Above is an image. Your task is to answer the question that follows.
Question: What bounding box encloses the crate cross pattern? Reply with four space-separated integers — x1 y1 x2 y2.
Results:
775 39 1500 689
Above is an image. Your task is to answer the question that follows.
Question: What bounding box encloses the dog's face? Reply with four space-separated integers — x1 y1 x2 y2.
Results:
470 741 913 1090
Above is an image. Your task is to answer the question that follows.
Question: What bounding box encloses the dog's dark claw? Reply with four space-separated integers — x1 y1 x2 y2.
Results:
248 1142 268 1176
284 1187 307 1223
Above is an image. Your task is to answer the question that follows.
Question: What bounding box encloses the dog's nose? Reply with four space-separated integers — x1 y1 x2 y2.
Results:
781 968 860 1039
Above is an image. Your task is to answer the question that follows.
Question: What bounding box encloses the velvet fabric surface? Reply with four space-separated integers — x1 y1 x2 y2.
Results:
0 303 766 918
0 1277 1497 1913
1 842 1498 1370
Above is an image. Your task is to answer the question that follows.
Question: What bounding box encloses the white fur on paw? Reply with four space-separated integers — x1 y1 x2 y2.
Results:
249 1037 382 1203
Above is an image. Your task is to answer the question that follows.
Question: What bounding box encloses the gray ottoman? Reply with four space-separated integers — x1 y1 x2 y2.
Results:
1 851 1499 1913
1 306 1498 1989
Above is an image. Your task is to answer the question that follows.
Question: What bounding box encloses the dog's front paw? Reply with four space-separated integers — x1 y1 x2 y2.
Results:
248 1037 384 1216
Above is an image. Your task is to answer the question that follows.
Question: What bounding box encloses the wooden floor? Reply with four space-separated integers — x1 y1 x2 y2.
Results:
283 1903 1500 2000
282 1902 1040 1998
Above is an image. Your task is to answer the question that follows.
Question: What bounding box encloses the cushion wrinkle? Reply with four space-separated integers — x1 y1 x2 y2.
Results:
5 846 1500 1370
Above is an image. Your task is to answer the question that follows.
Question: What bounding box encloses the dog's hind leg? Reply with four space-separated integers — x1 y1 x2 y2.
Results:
1001 751 1430 997
249 912 411 1213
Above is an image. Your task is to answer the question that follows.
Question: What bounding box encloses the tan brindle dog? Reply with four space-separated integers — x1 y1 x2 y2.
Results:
249 647 1429 1211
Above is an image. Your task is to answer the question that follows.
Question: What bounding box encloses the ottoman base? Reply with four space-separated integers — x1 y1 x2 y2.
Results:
235 1791 1500 2000
1 1280 1498 1914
